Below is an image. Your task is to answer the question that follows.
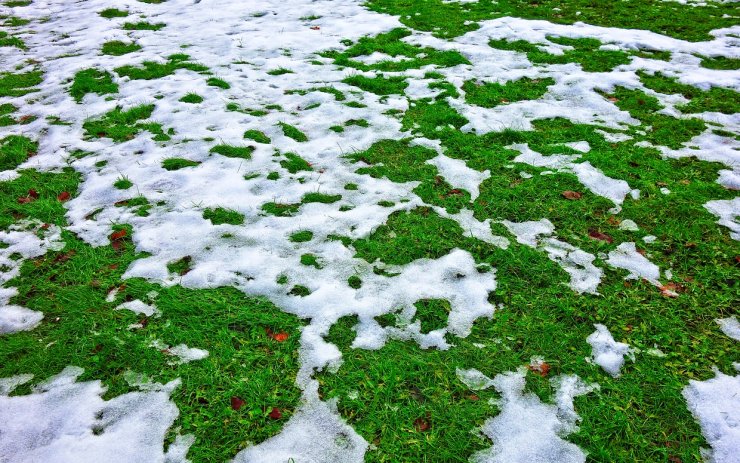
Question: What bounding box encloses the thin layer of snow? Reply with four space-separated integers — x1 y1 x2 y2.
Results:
456 368 496 390
150 340 209 364
705 198 740 241
471 368 598 463
586 324 634 377
0 367 191 463
115 299 160 317
606 242 661 284
683 367 740 463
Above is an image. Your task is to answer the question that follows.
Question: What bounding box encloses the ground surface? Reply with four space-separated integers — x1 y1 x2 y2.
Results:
0 0 738 462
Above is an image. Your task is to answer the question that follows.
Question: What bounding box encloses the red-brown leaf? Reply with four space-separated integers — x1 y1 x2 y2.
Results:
230 396 246 411
268 407 282 419
527 361 551 377
57 191 71 202
414 417 431 432
110 229 127 241
272 332 289 342
28 189 39 199
310 26 320 30
561 190 582 200
588 229 613 243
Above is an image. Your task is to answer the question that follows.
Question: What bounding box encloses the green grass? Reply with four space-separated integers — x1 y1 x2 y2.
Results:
324 28 470 72
0 135 36 171
101 40 142 56
179 93 203 104
278 122 308 142
69 68 118 102
203 207 244 225
162 158 200 170
0 173 303 463
366 0 738 41
83 104 170 142
243 130 270 144
99 8 128 18
0 70 42 97
280 152 312 173
122 21 166 31
343 74 408 95
116 54 208 80
0 30 25 49
207 77 230 89
266 67 293 75
209 144 254 160
463 77 555 107
113 176 133 190
288 230 313 243
638 71 740 114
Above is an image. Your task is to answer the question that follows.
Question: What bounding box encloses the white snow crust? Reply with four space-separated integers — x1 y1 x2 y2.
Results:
586 324 634 377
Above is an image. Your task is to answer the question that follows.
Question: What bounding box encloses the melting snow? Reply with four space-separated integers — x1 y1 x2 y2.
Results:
716 316 740 342
586 324 634 377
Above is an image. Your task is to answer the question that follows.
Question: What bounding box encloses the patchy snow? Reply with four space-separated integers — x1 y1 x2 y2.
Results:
716 316 740 342
0 367 191 463
705 198 740 241
115 299 160 317
150 340 209 364
683 367 740 463
606 242 661 284
233 397 367 463
586 324 634 377
470 368 598 463
456 368 496 390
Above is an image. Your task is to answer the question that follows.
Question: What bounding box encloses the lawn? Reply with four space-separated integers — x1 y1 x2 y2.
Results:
0 0 738 462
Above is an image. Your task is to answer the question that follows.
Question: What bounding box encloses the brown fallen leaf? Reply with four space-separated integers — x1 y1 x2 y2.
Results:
230 396 245 411
110 229 127 241
527 360 551 377
57 191 71 202
268 407 282 419
414 417 431 432
561 190 582 200
588 229 613 243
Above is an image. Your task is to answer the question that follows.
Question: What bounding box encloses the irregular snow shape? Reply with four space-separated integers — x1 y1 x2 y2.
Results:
716 316 740 342
115 299 161 317
0 305 43 335
472 368 597 463
0 367 190 463
683 368 740 463
606 242 660 283
426 154 491 200
0 220 65 334
151 340 209 364
618 219 639 231
586 324 633 377
0 374 33 395
456 368 495 390
233 398 367 463
502 219 603 294
705 198 740 241
510 144 632 205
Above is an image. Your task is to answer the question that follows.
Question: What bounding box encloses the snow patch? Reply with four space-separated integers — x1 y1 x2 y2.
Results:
586 324 634 377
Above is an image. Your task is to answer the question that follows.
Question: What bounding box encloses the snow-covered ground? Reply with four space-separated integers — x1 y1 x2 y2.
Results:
0 0 738 461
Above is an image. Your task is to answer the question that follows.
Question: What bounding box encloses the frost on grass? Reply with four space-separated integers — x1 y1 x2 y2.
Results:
468 368 598 463
586 324 634 377
0 367 190 463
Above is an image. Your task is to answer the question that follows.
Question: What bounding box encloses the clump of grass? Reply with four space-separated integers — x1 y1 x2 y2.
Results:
302 192 341 204
113 176 133 190
261 202 300 217
413 299 450 333
278 123 308 142
116 54 208 80
101 40 141 56
99 8 128 18
300 253 322 269
243 130 270 144
288 285 311 296
0 30 25 49
203 207 244 225
698 55 740 70
209 144 254 160
280 153 312 173
122 21 165 31
83 104 170 142
179 93 203 104
161 158 200 170
348 275 362 289
69 68 118 103
289 230 313 242
267 68 293 75
207 77 230 89
0 70 42 97
345 119 369 128
343 74 408 95
0 135 36 171
463 77 554 108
